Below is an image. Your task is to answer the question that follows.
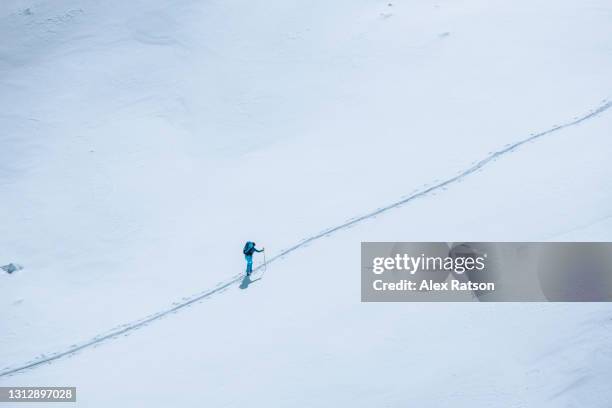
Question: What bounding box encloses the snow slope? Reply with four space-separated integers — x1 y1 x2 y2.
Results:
1 0 612 406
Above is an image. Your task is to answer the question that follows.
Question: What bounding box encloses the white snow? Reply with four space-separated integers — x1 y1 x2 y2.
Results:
1 0 611 406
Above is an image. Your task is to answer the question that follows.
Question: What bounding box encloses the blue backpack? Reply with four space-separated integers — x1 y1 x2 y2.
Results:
243 241 255 255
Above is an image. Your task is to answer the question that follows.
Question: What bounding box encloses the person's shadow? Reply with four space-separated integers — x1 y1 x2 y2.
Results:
239 274 261 290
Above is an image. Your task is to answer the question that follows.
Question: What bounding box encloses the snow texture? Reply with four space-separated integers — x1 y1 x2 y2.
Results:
1 0 612 406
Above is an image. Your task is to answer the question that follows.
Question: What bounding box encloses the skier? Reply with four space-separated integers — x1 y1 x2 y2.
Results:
243 241 264 276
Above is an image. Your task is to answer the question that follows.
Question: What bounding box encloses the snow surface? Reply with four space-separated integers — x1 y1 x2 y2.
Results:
1 0 612 406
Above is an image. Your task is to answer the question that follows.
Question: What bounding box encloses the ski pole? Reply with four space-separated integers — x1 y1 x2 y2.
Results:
262 250 268 277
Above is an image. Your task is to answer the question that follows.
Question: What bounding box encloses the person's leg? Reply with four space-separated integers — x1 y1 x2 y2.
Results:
245 255 253 275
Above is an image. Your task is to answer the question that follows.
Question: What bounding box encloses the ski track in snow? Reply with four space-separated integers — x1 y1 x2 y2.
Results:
1 99 610 378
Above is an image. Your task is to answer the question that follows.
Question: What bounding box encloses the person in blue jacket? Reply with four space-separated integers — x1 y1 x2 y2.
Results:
243 241 264 276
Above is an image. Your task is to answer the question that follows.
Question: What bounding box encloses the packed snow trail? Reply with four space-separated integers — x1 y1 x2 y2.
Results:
1 99 610 378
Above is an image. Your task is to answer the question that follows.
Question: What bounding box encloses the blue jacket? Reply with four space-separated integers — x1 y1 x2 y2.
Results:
245 246 263 257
